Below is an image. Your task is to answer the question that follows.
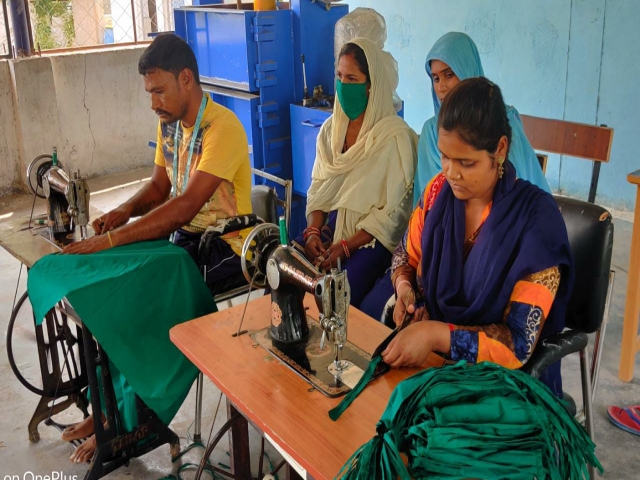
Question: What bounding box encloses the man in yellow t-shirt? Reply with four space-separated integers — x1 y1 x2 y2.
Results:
64 33 252 294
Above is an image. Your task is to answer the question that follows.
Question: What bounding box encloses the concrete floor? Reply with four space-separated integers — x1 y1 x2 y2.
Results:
1 168 640 479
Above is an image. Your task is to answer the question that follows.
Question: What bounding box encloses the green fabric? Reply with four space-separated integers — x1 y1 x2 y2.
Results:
92 362 138 432
329 355 381 421
27 240 217 430
336 361 603 480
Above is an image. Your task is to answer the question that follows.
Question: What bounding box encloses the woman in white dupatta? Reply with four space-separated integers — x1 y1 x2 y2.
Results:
297 37 418 310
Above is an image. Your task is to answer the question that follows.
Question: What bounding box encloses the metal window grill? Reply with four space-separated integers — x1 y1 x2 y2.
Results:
1 0 13 58
6 0 187 53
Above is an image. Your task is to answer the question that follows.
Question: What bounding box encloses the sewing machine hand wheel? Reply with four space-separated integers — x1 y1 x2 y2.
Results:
26 154 59 199
241 223 280 289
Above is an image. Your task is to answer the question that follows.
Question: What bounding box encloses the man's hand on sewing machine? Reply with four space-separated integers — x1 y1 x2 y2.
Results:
62 234 111 255
92 205 132 235
318 243 344 271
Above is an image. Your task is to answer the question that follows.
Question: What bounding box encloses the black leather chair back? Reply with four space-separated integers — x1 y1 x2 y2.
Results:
251 185 278 224
555 195 614 333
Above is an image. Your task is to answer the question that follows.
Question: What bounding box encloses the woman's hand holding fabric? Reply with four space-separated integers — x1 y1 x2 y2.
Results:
393 280 430 327
382 320 451 368
393 279 415 326
382 322 434 367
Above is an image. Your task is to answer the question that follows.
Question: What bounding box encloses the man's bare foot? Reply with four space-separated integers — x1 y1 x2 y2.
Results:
70 434 96 464
61 415 95 442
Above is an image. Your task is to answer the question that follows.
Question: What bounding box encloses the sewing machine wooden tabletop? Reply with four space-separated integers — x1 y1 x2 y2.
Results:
170 294 418 480
0 193 103 267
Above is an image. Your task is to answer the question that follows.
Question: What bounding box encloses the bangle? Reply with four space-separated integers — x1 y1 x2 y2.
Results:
303 227 321 241
107 230 114 248
340 239 351 258
394 279 412 295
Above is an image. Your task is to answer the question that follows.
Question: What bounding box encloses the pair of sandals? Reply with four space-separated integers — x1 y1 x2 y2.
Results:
607 405 640 435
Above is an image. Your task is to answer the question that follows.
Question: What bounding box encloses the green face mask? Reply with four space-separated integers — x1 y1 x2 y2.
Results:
336 79 368 121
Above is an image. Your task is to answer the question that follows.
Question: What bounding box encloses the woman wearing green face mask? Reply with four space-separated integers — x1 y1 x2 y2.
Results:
298 37 418 309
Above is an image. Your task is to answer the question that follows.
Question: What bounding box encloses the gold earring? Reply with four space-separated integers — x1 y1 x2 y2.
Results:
498 156 505 179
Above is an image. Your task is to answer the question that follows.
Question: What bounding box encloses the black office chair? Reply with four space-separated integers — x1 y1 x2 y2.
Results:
522 195 614 478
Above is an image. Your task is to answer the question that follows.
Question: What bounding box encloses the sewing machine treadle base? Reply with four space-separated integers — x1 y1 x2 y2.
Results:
252 318 389 397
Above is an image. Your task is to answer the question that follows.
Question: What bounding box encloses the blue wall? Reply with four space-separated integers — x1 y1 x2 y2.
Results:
345 0 638 210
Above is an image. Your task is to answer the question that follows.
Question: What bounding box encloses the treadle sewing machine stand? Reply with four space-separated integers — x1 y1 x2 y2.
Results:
2 155 180 480
68 305 181 480
8 289 90 444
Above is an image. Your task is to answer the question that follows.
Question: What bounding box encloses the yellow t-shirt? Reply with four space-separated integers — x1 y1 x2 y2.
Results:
154 95 252 255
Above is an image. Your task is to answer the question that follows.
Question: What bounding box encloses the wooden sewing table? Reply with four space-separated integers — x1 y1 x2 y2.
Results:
170 294 418 479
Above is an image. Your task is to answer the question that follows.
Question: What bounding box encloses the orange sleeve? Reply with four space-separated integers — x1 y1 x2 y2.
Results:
450 266 561 369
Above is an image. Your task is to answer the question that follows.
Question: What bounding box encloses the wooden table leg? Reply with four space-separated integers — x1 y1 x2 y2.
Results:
285 464 305 480
619 186 640 381
227 398 252 478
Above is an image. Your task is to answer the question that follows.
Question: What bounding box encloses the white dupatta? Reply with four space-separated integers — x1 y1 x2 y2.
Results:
306 37 418 252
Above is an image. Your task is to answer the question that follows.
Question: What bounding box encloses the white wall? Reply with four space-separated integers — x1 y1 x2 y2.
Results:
1 46 157 195
0 61 20 195
49 48 157 177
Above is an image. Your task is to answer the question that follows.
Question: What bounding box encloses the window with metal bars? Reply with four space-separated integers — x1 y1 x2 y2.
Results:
5 0 188 55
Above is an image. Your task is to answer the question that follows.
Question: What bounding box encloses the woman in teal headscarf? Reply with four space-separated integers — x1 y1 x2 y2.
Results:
413 32 550 205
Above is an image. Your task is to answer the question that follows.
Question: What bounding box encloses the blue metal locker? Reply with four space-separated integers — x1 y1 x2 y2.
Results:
175 6 295 180
174 1 349 232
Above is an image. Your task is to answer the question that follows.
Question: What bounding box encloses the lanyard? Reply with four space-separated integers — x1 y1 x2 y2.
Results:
171 93 208 197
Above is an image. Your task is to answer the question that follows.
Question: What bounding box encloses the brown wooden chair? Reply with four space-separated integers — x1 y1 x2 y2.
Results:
521 115 616 450
536 154 548 175
520 114 614 203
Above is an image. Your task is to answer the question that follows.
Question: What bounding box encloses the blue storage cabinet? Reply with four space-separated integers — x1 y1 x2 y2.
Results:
175 6 295 181
289 104 331 238
290 104 331 196
174 1 349 233
291 1 348 103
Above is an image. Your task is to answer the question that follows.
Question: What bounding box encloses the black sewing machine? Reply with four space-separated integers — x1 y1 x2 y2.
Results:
26 149 91 247
241 223 388 397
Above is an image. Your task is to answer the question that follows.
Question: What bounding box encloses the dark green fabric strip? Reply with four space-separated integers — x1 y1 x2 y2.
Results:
329 355 382 421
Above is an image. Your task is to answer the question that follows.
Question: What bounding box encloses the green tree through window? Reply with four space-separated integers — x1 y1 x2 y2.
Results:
32 0 75 49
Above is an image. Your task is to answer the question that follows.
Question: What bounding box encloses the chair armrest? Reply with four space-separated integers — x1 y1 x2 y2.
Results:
521 330 588 379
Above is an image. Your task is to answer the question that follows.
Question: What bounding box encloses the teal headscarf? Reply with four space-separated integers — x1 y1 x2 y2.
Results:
426 32 484 117
413 32 550 206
